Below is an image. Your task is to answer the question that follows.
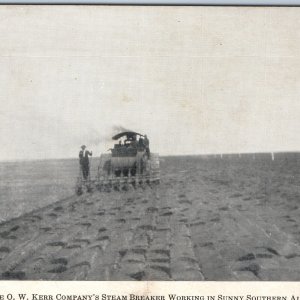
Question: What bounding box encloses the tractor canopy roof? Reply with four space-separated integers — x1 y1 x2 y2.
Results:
112 131 144 140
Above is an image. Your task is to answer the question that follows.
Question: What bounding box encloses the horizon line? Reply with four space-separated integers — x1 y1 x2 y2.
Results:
0 150 299 163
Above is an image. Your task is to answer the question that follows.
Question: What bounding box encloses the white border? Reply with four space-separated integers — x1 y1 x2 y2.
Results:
0 0 300 5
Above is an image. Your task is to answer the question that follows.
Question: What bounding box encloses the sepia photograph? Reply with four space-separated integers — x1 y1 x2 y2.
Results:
0 5 299 281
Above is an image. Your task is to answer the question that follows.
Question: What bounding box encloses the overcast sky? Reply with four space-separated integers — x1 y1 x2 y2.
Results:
0 6 299 161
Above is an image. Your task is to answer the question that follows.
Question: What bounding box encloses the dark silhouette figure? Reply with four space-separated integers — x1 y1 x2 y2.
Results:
137 136 145 151
144 135 150 158
79 145 92 180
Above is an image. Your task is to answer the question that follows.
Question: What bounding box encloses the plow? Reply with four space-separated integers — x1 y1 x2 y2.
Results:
76 131 160 194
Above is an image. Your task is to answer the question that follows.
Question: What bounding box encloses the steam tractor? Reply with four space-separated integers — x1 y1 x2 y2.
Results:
96 131 160 189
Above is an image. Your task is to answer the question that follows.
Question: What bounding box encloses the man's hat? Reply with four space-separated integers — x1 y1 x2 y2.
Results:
81 145 86 149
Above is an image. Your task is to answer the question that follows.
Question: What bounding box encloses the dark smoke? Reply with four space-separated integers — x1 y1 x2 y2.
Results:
72 124 136 150
112 125 132 133
85 125 133 145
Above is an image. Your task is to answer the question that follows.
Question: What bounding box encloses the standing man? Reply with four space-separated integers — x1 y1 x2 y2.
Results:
79 145 93 180
144 134 150 158
137 136 145 151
